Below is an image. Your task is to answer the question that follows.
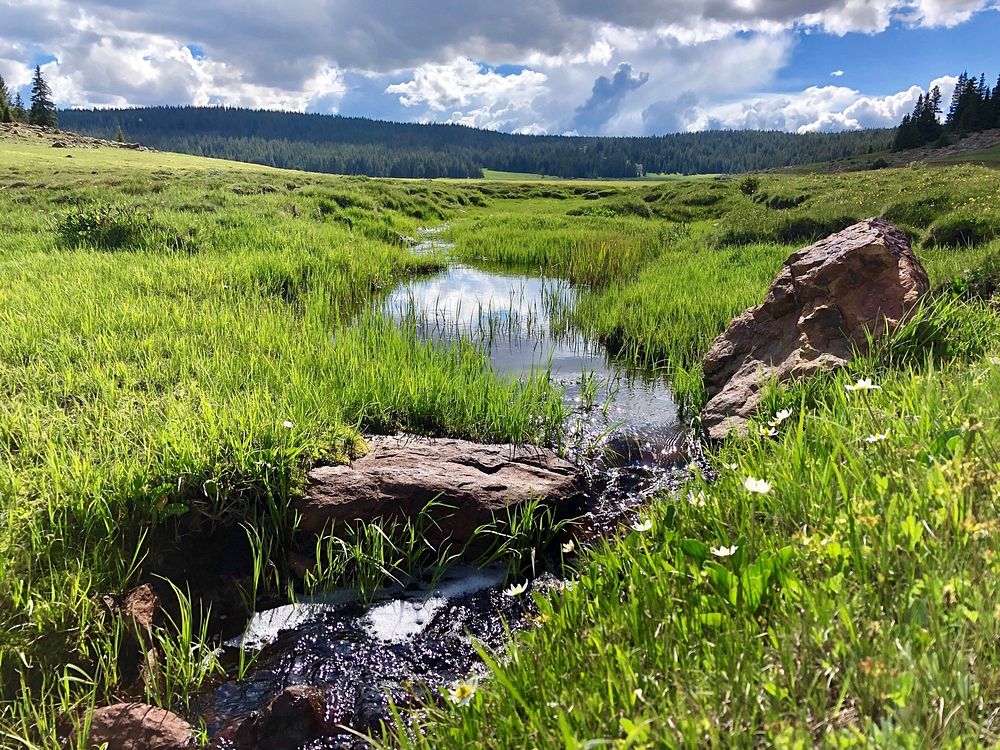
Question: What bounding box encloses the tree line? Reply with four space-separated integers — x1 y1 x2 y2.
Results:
58 106 892 180
893 71 1000 150
0 66 57 127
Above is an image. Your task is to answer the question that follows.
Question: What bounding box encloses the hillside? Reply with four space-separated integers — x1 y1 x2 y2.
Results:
57 106 893 180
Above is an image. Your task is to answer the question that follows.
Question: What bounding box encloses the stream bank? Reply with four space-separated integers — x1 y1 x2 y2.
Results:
197 227 696 746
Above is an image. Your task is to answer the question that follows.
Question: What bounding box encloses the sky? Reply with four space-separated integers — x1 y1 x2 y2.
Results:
0 0 997 136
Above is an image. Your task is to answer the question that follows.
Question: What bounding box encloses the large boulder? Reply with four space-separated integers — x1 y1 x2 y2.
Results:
88 703 194 750
296 435 584 542
702 219 928 440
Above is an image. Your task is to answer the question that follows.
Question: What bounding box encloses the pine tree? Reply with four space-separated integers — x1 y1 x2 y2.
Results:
893 114 922 151
993 75 1000 128
0 74 10 124
12 92 27 122
29 65 57 128
115 126 125 142
947 72 968 125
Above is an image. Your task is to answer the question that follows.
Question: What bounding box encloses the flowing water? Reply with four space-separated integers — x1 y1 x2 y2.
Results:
204 228 692 747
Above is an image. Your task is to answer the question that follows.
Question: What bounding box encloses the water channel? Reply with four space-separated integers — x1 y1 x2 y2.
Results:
204 228 692 747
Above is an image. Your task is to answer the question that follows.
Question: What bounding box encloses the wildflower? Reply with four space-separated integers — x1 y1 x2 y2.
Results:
759 425 778 438
633 688 645 702
632 518 653 533
281 420 294 429
503 581 528 597
725 462 739 471
687 462 700 474
449 679 478 705
744 477 773 495
770 408 793 426
711 544 738 558
845 378 881 392
561 539 576 554
865 432 889 444
688 491 707 507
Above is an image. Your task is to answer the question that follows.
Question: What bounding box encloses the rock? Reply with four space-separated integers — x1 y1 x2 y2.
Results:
701 218 928 440
88 703 194 750
296 435 584 542
226 686 337 750
51 141 67 148
122 583 162 631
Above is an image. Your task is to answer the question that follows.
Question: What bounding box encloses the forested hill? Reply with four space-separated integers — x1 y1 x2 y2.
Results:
58 106 893 179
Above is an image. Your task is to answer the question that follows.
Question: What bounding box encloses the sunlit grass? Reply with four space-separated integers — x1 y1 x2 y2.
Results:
4 135 1000 748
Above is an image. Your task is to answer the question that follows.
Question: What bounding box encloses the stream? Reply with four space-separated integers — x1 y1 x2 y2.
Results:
204 229 692 748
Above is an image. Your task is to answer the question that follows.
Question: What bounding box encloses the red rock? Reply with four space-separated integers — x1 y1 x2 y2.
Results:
296 435 584 542
229 686 336 749
122 583 162 631
702 219 928 439
88 703 193 750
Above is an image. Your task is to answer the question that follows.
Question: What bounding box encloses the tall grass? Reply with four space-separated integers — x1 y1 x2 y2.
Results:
0 141 566 743
4 137 1000 748
389 294 1000 749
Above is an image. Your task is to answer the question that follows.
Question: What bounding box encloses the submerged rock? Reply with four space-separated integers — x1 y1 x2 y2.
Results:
214 686 339 750
702 218 928 440
87 703 194 750
296 435 584 542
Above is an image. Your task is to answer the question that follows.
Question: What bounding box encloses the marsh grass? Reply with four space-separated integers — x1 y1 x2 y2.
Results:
389 294 1000 749
4 137 1000 748
0 141 567 744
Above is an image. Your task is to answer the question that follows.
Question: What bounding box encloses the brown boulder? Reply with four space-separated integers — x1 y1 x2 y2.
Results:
296 435 584 542
88 703 193 750
122 583 163 631
702 218 928 440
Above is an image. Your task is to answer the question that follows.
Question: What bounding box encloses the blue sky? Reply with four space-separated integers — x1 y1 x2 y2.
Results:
0 1 996 135
778 12 1000 93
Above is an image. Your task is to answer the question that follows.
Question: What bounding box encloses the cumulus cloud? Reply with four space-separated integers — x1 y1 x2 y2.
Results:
683 75 959 133
0 0 994 134
572 62 649 133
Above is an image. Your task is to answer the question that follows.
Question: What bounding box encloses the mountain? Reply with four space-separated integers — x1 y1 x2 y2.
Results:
58 106 893 180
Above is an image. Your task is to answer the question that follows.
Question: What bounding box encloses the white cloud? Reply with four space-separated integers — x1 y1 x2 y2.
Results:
0 0 993 133
683 75 959 133
831 69 845 77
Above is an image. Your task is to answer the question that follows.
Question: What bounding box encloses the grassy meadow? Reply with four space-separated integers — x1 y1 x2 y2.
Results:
2 131 1000 748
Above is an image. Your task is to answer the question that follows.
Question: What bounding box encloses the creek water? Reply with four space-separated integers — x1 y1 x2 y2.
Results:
204 228 691 747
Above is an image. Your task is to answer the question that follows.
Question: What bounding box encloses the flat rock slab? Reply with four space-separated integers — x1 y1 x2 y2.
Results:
702 218 929 440
296 435 584 542
88 703 194 750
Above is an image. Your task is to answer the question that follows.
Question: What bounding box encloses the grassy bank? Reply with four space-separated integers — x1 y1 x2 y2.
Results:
450 166 1000 405
392 166 1000 746
0 141 567 743
3 132 1000 747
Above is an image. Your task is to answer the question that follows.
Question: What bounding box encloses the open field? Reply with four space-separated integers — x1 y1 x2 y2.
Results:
2 132 1000 747
480 169 718 183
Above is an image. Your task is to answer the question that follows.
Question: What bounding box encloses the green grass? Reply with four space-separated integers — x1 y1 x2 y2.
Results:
931 143 1000 168
392 340 1000 749
478 169 711 183
0 140 567 744
4 135 1000 748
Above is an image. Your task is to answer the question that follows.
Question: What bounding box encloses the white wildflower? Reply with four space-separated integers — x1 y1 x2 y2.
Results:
711 545 738 558
845 378 881 392
744 477 773 495
503 581 528 597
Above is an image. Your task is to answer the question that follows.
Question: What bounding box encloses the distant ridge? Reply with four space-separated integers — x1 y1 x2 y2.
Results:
59 106 893 179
